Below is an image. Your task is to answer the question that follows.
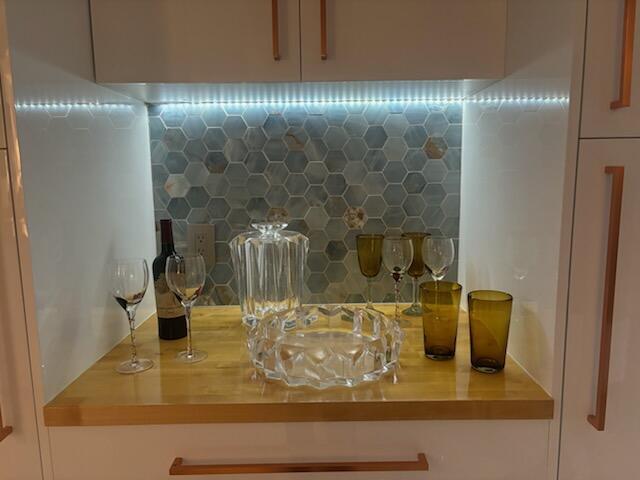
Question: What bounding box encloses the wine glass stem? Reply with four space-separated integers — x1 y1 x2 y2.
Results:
366 277 374 308
394 277 401 321
184 303 193 357
412 277 419 308
126 309 138 365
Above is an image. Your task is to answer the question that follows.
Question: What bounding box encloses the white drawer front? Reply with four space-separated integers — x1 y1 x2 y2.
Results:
49 421 549 480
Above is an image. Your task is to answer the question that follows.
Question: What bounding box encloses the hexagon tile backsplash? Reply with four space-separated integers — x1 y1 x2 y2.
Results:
149 102 461 305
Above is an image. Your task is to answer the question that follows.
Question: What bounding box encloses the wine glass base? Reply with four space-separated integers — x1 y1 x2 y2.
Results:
115 358 154 374
402 304 423 316
472 364 503 374
177 349 208 364
395 318 412 328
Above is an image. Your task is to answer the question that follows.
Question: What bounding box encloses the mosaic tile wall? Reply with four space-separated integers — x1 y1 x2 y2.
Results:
149 102 461 305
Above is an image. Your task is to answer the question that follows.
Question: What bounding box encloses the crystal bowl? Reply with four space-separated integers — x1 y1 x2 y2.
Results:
246 305 404 389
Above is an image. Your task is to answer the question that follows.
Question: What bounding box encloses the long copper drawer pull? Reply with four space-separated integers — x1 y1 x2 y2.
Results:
320 0 328 60
271 0 281 61
587 166 625 431
170 454 429 475
611 0 636 109
0 408 12 442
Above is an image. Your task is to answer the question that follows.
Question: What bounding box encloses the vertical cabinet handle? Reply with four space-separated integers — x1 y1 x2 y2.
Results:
271 0 281 61
587 166 625 431
320 0 328 60
169 454 429 475
0 407 12 442
611 0 637 109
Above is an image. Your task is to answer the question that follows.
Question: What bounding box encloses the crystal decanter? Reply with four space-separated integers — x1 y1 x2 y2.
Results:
230 222 308 327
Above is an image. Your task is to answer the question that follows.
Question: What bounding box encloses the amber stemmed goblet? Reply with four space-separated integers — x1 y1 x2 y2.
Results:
382 236 414 326
356 234 385 308
402 232 429 316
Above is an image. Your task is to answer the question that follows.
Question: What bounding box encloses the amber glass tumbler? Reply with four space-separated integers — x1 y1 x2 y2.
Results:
421 281 462 360
468 290 513 373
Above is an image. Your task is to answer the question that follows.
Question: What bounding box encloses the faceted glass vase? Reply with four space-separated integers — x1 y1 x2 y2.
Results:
230 222 308 327
247 305 404 389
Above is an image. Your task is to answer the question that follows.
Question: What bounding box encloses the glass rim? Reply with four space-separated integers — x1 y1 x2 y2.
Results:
402 231 430 238
468 290 513 302
420 280 462 292
356 233 384 239
383 235 410 241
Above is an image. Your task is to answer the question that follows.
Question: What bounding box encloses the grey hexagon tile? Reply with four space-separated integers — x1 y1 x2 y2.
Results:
222 116 247 139
304 162 329 185
204 151 228 174
324 126 349 150
263 139 288 162
184 139 207 162
383 137 408 162
422 183 447 205
284 151 309 173
440 216 459 237
325 105 348 126
154 186 170 207
165 152 188 173
306 206 329 230
363 218 386 234
402 194 426 216
244 151 268 173
325 196 348 217
326 240 348 261
187 208 210 224
202 106 227 126
227 209 251 230
285 196 309 218
424 160 447 183
283 105 307 126
382 161 408 183
304 138 328 162
308 272 329 293
150 139 169 165
223 104 244 115
242 106 268 127
304 116 329 138
247 175 269 196
344 162 367 184
244 127 267 151
265 185 289 207
424 136 448 159
363 196 386 217
167 198 190 219
363 172 386 195
307 185 329 206
203 128 227 150
444 124 462 148
184 162 209 187
343 138 367 162
308 252 329 272
325 150 348 172
445 104 463 124
214 220 232 242
207 198 231 219
443 148 461 171
404 172 427 194
402 216 426 232
344 114 368 137
185 186 209 208
288 218 309 235
263 114 288 138
325 174 347 195
442 171 461 194
363 104 389 125
309 229 329 251
363 150 388 172
404 103 430 124
325 263 348 282
161 108 186 127
183 116 207 139
285 173 309 195
165 174 190 198
325 218 348 240
223 138 248 163
425 112 449 136
284 126 309 151
149 117 166 140
225 163 249 186
383 184 407 206
383 114 409 137
344 185 367 206
163 128 187 151
442 194 460 217
246 198 270 220
204 174 230 196
404 125 428 148
382 206 404 228
264 162 288 184
423 205 445 228
404 148 428 171
364 126 387 148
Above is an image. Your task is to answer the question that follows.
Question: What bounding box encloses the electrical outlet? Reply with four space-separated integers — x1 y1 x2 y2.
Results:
187 224 215 269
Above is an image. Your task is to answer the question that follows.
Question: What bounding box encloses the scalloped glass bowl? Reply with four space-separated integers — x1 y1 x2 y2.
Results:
246 305 404 389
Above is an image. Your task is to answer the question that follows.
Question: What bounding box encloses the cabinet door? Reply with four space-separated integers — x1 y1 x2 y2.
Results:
90 0 301 83
581 0 640 138
559 139 640 479
299 0 506 82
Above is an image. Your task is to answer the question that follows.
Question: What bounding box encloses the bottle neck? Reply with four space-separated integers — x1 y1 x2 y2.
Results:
160 220 175 255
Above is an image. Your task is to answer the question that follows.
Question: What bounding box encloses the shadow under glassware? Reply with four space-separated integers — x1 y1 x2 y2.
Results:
468 290 513 374
421 281 462 360
356 234 384 308
402 232 429 316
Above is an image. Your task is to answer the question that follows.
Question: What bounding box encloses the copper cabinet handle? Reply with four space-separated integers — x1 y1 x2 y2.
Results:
320 0 328 60
271 0 281 61
611 0 637 109
0 408 12 442
587 166 625 431
169 454 428 475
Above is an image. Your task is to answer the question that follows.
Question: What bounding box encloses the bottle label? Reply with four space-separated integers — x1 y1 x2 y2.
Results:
154 274 184 318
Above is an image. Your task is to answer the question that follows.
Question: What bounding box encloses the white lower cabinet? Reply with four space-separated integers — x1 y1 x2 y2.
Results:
48 420 549 480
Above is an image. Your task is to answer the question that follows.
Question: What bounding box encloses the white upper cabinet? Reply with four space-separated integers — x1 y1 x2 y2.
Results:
299 0 506 82
90 0 301 83
90 0 506 84
581 0 640 138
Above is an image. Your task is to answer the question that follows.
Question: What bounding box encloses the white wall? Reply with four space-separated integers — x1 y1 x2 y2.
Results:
6 0 156 401
459 0 581 393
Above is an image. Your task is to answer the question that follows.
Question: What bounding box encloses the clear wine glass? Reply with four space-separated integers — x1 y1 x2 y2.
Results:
425 237 456 284
165 254 208 363
401 232 428 316
382 236 414 326
110 258 153 374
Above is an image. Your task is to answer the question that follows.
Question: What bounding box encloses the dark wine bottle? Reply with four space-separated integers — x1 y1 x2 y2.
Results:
152 219 187 340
